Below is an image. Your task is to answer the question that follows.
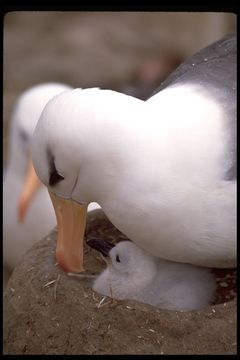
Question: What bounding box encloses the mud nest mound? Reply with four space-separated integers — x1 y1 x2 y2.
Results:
3 210 236 355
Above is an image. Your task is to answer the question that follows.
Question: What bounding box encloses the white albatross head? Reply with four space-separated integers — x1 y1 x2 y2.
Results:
108 241 157 276
8 83 72 223
93 240 158 300
32 88 144 273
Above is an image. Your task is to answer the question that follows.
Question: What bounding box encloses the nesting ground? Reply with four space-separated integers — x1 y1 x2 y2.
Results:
3 210 236 355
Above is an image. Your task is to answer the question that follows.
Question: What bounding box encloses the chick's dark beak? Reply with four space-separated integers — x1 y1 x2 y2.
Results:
87 237 115 257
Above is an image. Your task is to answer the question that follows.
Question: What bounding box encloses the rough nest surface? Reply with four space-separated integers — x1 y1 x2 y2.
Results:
3 210 236 355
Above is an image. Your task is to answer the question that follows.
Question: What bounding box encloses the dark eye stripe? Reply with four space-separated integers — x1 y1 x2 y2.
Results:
19 129 29 142
116 254 120 263
49 169 64 186
47 147 64 186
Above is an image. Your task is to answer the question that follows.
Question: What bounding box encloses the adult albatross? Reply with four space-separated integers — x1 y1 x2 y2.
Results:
3 83 72 276
32 34 236 273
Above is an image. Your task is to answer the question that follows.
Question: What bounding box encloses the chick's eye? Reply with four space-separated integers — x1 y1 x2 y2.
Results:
116 254 120 263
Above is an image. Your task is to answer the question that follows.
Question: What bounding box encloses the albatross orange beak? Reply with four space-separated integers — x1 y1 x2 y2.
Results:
49 191 87 273
18 153 43 223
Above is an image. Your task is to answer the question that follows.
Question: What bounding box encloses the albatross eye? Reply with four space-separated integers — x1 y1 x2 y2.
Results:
116 254 121 263
19 129 29 143
47 147 64 186
49 169 64 186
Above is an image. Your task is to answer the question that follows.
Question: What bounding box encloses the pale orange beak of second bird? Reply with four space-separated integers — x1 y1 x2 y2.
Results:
18 154 42 223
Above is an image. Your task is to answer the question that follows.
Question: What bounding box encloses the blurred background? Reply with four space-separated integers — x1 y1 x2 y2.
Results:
3 11 236 164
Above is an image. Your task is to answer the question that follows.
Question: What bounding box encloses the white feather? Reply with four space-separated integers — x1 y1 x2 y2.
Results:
93 241 216 311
